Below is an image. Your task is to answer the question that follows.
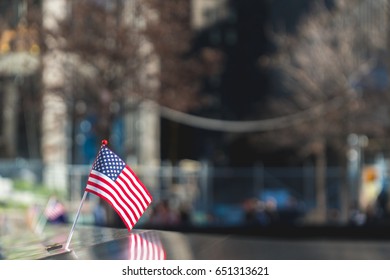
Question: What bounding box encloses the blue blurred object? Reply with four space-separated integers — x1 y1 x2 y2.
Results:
213 204 244 225
260 188 296 209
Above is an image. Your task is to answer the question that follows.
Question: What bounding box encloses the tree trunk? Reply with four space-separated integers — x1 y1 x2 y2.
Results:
2 80 19 158
338 149 350 224
315 139 327 223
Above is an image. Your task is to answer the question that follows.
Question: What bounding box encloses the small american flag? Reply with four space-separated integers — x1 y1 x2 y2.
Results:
85 143 152 231
44 197 66 222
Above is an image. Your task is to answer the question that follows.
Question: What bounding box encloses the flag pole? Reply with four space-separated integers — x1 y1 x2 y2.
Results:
35 196 55 235
64 191 88 251
64 140 107 250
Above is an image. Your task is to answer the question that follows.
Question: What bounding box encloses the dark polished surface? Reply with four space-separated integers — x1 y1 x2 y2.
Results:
2 224 390 260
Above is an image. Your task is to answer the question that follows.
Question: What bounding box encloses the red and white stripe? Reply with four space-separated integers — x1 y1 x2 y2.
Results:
128 232 166 260
86 166 152 231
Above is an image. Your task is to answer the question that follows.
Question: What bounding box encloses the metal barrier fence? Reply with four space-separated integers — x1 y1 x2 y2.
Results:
0 159 343 223
66 162 343 216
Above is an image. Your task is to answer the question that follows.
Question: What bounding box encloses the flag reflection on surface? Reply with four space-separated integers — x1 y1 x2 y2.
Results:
128 231 166 260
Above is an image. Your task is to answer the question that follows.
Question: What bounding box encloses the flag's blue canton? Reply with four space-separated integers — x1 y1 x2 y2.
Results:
92 147 125 181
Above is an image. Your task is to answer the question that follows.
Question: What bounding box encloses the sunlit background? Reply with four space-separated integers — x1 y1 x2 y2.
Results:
1 0 390 244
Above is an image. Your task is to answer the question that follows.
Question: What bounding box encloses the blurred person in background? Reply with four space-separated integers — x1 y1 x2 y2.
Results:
148 200 180 226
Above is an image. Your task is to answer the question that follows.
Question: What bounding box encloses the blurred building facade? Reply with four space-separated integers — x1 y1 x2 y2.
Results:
3 0 389 164
0 0 41 159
